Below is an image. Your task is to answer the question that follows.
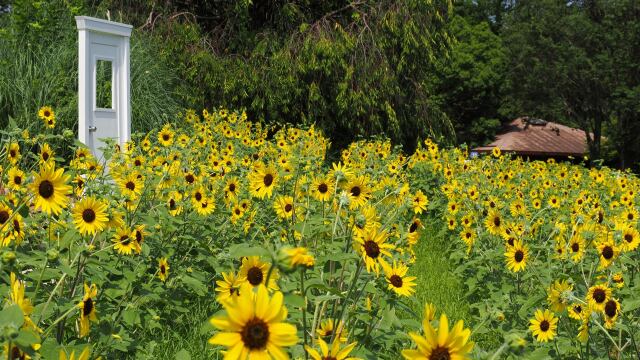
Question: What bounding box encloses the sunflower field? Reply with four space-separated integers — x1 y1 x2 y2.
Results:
0 107 639 359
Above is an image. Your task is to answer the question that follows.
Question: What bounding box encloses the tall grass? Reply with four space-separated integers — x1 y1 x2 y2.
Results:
0 21 183 159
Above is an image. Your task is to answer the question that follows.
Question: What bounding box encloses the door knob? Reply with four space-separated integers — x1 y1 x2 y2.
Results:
88 126 97 132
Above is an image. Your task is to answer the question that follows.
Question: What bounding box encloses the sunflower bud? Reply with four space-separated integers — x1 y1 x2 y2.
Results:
2 251 16 264
46 249 59 262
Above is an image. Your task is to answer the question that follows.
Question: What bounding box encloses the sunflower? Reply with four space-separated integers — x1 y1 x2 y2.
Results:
112 227 141 255
402 314 474 360
225 177 240 201
412 190 428 214
568 303 585 320
238 256 279 291
38 106 56 128
195 196 216 216
9 273 37 331
132 224 147 246
216 271 243 303
273 195 294 220
158 258 169 282
612 272 624 288
383 261 417 297
117 172 144 199
29 164 72 215
354 227 394 274
39 143 54 164
6 142 20 164
620 225 640 252
492 147 501 157
78 283 98 338
7 166 25 191
311 176 333 202
208 284 298 359
281 247 315 268
248 164 279 199
547 280 572 312
317 319 348 343
529 309 558 342
59 347 90 360
568 234 585 262
345 176 371 209
157 126 175 146
587 284 611 312
167 191 183 216
504 239 528 273
305 338 358 360
603 298 620 329
596 238 619 270
484 209 503 236
72 197 108 235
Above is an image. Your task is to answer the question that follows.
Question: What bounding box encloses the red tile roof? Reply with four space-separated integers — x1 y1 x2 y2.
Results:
473 117 588 157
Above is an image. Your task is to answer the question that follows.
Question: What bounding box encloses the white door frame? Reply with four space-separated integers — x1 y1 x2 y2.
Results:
76 16 132 161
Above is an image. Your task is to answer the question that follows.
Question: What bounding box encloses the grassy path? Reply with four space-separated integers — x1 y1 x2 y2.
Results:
410 220 470 326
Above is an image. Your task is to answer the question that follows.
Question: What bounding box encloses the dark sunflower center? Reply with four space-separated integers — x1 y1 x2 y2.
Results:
38 180 54 198
44 110 51 117
135 230 142 243
42 152 49 161
195 192 202 201
160 265 166 274
514 250 524 262
9 150 15 157
628 213 634 220
351 186 361 197
284 203 293 213
602 246 614 259
0 210 8 224
493 217 501 227
134 159 141 166
363 240 380 258
604 300 618 317
409 222 418 233
263 174 274 186
507 238 515 247
539 320 550 332
13 219 20 232
593 288 606 303
125 181 135 191
624 234 633 243
82 208 96 223
429 346 451 360
247 267 264 285
14 176 22 185
389 275 403 288
574 305 582 314
323 357 338 360
169 199 176 209
83 298 94 316
185 174 195 183
229 183 236 192
318 183 328 194
121 235 131 245
241 317 270 349
162 134 170 141
571 243 580 252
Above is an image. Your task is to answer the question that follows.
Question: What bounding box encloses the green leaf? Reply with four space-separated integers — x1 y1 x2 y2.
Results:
227 244 270 258
0 304 24 328
175 349 191 360
14 329 40 347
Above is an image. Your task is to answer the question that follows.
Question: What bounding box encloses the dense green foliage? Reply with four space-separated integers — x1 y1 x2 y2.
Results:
1 0 640 168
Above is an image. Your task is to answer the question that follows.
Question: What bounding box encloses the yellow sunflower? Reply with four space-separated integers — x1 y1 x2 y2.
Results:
546 279 572 312
117 172 144 199
30 164 72 215
587 284 611 312
383 261 417 297
354 227 394 275
167 191 183 216
620 225 640 252
603 298 621 329
39 143 55 164
311 176 333 202
485 209 503 236
157 126 175 146
238 256 279 291
6 142 20 164
38 106 56 128
345 175 371 209
112 227 141 255
7 166 25 191
273 195 294 220
596 237 619 270
529 309 558 342
412 190 429 214
317 319 348 343
504 239 528 273
402 314 474 359
305 338 358 360
78 283 98 338
248 164 279 199
158 258 169 282
72 197 108 235
216 271 243 303
208 284 298 359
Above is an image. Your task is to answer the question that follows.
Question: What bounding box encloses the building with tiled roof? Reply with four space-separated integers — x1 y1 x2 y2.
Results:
473 117 588 158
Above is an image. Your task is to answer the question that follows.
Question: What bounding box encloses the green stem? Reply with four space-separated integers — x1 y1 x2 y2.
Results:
301 268 308 359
